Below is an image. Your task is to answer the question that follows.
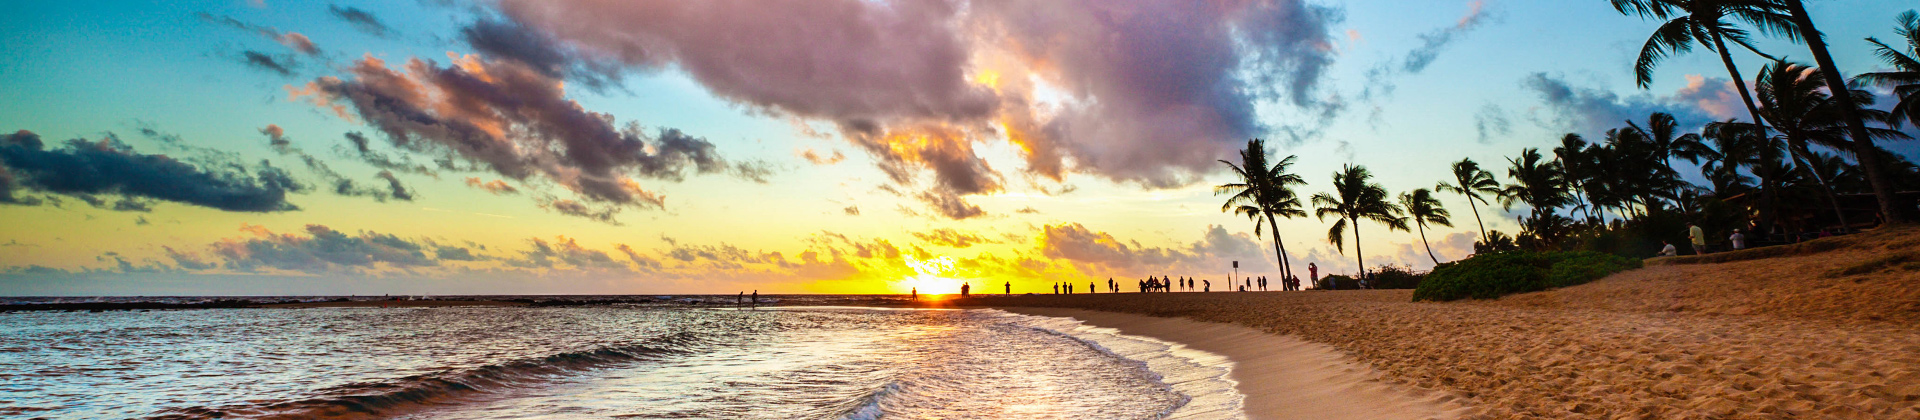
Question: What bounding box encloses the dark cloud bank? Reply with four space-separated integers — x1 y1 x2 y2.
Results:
1 130 300 212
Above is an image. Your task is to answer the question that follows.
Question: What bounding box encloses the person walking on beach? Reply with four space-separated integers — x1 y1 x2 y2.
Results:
1730 229 1746 250
1203 279 1210 292
737 292 744 307
1688 223 1707 255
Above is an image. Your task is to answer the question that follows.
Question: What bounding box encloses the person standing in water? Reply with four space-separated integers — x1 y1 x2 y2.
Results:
751 290 758 309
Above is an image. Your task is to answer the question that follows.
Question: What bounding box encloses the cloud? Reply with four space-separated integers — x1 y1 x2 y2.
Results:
546 199 624 224
199 13 322 55
465 177 519 194
1359 1 1493 104
459 17 625 93
798 148 846 165
261 125 412 202
1522 72 1723 135
1036 222 1270 276
211 224 434 273
1474 104 1511 144
912 228 995 248
328 5 391 37
0 130 301 212
1403 0 1490 73
376 171 413 201
489 0 1344 216
163 246 217 270
505 236 631 270
241 51 297 76
338 131 434 175
291 54 739 221
843 205 860 216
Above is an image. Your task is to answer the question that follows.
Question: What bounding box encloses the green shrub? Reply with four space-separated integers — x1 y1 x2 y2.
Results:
1319 274 1359 290
1412 251 1640 302
1369 265 1425 289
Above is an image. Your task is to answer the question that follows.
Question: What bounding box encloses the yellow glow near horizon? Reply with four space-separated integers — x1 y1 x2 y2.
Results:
891 255 967 294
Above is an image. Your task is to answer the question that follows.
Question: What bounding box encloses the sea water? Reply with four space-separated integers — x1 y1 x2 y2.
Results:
0 300 1244 419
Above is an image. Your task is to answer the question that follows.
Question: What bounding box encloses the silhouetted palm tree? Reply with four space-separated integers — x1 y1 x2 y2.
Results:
1751 61 1853 228
1553 134 1600 221
1217 138 1308 281
1628 112 1712 209
1609 0 1793 122
1399 188 1453 265
1858 11 1920 129
1499 148 1571 221
1435 158 1500 245
1775 0 1907 224
1312 165 1407 285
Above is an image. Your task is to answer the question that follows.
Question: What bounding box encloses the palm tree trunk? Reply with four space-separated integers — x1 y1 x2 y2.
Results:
1467 196 1488 246
1353 218 1366 289
1787 141 1853 230
1419 222 1439 265
1264 211 1293 282
1782 0 1908 225
1709 31 1766 124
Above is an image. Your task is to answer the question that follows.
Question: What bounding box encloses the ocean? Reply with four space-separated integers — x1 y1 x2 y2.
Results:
0 297 1245 419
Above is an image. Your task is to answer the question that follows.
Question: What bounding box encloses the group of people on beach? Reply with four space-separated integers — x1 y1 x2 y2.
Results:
1659 223 1755 257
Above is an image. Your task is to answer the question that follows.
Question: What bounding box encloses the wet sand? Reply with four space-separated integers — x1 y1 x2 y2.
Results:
1002 307 1467 420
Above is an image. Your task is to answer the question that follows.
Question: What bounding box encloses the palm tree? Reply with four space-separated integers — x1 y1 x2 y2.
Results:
1435 158 1500 245
1499 148 1572 222
1217 138 1307 282
1399 188 1454 265
1609 0 1794 123
1627 112 1712 210
1775 0 1907 224
1553 134 1600 221
1858 11 1920 130
1312 164 1408 286
1751 61 1853 229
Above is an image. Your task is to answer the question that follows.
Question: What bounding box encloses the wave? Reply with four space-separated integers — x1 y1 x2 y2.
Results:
143 331 710 420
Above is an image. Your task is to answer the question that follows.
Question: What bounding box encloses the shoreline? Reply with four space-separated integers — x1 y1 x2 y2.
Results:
999 307 1466 420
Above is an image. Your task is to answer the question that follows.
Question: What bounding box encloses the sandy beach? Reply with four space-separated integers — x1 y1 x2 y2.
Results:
964 230 1920 419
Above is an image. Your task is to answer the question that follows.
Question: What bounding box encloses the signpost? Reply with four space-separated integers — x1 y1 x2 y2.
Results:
1231 261 1238 288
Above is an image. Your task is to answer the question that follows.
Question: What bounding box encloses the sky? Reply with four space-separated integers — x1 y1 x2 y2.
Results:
1 0 1914 296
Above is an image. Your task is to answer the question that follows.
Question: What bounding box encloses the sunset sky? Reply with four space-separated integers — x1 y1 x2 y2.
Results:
2 0 1913 295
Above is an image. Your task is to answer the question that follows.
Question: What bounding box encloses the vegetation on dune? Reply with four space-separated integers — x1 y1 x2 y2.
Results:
1412 251 1641 302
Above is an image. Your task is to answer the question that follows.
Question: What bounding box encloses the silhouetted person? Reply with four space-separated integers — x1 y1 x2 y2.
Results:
1005 281 1011 295
961 282 970 297
1089 281 1096 294
1053 282 1060 294
912 287 918 301
737 292 744 307
1308 263 1318 289
1203 279 1210 292
751 290 758 309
